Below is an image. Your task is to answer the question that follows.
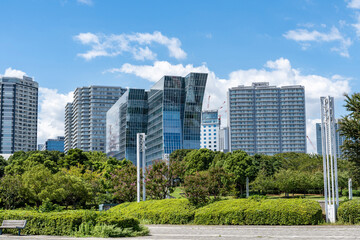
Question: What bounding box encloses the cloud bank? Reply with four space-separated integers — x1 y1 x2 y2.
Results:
74 31 187 61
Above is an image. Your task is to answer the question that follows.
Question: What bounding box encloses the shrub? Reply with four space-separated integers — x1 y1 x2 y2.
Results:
0 210 147 237
108 199 196 224
194 199 323 225
338 199 360 223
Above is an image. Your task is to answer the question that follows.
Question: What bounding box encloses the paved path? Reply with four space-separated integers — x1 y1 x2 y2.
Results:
1 225 360 239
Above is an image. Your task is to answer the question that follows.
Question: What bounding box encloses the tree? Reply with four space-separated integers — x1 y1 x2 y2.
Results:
145 161 173 200
183 171 210 206
339 93 360 180
112 163 137 202
0 174 24 209
207 167 234 199
251 169 276 194
61 149 89 169
216 150 257 196
0 155 7 178
183 149 215 175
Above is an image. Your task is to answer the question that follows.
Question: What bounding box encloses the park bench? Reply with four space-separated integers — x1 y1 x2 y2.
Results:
0 220 27 236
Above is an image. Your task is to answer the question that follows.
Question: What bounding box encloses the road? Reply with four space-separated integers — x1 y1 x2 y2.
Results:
1 225 360 239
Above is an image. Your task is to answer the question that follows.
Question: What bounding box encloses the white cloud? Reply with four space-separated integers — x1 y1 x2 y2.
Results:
352 14 360 37
107 58 351 153
38 88 73 144
347 0 360 9
74 31 187 61
77 0 93 5
283 27 352 57
2 68 26 78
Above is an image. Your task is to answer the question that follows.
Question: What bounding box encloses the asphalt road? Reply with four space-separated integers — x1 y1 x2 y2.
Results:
1 225 360 239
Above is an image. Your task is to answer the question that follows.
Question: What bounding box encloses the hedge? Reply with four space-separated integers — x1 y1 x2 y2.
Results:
108 199 196 224
194 199 323 225
0 210 144 236
338 200 360 223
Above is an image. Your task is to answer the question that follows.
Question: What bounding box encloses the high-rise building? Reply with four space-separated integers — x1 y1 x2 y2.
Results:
65 86 126 153
0 75 38 154
219 127 230 153
200 110 220 151
43 136 65 152
228 82 306 155
106 73 207 165
106 89 148 164
146 73 207 165
316 120 345 157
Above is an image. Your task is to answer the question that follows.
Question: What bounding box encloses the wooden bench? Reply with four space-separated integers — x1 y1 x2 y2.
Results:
0 220 27 236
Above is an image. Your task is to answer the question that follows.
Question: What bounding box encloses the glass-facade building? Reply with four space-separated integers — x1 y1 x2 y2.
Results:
106 89 148 164
44 136 65 152
228 82 306 155
316 121 345 157
0 76 38 154
200 110 220 151
146 73 207 165
106 72 207 165
65 86 126 153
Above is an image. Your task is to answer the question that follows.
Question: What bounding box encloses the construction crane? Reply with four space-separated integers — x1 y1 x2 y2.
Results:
207 95 211 109
306 135 316 152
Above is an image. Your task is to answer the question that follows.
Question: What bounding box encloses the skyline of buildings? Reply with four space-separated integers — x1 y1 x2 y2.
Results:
0 75 38 154
64 86 126 153
228 82 306 155
0 72 345 159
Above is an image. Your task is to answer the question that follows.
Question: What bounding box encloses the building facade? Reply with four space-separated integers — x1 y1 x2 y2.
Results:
65 86 126 153
200 110 220 151
106 89 148 164
316 121 345 157
146 73 207 165
219 127 230 152
0 76 38 154
43 136 65 152
228 82 306 155
106 73 207 165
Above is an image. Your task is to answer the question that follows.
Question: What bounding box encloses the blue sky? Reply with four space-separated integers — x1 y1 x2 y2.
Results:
0 0 359 152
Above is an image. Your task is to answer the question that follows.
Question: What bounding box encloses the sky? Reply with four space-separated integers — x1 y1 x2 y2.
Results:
0 0 360 153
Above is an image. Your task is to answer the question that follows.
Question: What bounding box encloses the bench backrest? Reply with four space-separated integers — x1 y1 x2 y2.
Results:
1 220 27 228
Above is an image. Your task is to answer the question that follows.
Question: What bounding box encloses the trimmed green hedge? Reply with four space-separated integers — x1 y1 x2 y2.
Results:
108 199 196 224
338 200 360 223
0 210 144 236
194 199 323 225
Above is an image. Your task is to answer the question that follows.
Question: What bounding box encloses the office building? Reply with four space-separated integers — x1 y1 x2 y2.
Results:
43 136 65 152
106 73 207 165
37 144 44 151
65 86 126 153
106 89 148 164
219 127 230 152
228 82 306 155
316 121 345 157
0 75 38 153
200 110 220 151
146 73 207 165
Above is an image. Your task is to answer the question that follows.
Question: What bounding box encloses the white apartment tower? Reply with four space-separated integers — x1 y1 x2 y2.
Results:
201 110 220 151
65 86 126 153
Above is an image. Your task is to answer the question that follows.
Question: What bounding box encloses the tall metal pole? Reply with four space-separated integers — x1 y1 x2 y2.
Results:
320 96 339 223
142 134 146 202
136 133 141 203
